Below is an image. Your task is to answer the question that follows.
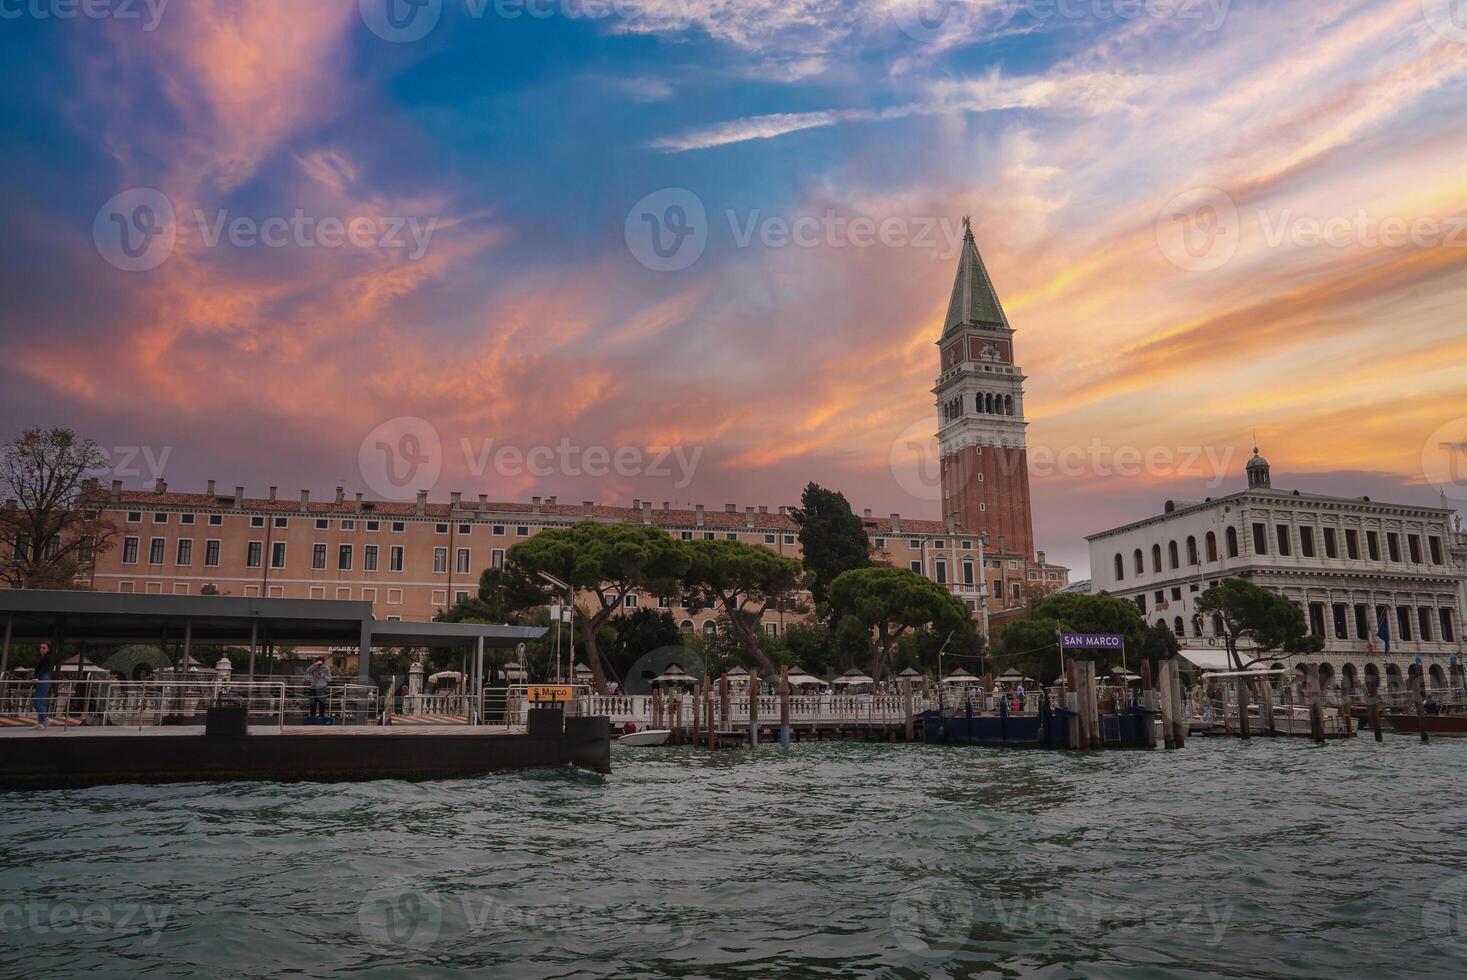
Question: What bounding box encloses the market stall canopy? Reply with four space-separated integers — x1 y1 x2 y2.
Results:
652 665 698 686
943 668 980 684
833 668 874 686
896 667 925 680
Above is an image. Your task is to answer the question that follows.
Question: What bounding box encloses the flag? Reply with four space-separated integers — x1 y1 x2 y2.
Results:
1376 611 1391 656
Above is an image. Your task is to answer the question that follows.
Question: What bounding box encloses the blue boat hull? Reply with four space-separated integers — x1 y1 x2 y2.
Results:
921 704 1156 749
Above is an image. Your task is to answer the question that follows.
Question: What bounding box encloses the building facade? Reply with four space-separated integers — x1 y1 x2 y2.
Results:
1086 450 1467 691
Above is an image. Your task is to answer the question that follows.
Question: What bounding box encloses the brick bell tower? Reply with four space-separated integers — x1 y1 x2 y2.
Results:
935 218 1036 559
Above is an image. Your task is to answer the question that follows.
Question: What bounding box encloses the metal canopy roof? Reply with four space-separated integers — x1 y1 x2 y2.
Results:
0 590 543 650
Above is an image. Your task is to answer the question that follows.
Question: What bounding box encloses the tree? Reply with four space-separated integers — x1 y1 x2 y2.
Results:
894 621 986 678
0 428 118 588
508 522 689 693
828 566 970 682
1198 577 1323 670
992 592 1146 684
604 608 683 679
1139 620 1181 663
789 483 870 612
680 538 803 676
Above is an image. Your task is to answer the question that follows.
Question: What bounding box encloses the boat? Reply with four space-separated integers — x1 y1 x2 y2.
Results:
1382 711 1467 737
616 728 672 747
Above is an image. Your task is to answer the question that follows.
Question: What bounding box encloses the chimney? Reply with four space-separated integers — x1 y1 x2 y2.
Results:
778 506 787 517
745 506 755 529
206 479 216 496
695 504 704 527
478 493 488 509
110 479 122 503
547 495 557 507
662 501 670 512
531 496 542 514
863 508 872 519
416 490 428 517
725 503 736 513
583 500 594 517
335 486 345 505
642 500 652 524
299 490 310 513
759 506 768 514
268 486 278 503
354 492 363 512
154 478 166 494
891 513 902 534
450 491 462 509
234 486 244 510
1037 550 1046 565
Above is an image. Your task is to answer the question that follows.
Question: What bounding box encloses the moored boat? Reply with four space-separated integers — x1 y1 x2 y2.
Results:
1382 711 1467 737
616 728 672 747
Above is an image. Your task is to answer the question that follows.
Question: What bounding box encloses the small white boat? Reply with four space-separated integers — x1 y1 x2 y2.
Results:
616 728 672 747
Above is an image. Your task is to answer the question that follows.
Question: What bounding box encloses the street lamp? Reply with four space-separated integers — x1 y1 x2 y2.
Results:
538 571 573 683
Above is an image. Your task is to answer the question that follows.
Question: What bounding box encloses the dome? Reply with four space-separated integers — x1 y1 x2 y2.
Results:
1246 451 1269 470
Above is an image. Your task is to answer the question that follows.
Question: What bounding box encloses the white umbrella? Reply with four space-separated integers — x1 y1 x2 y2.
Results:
652 665 698 686
942 668 980 685
833 668 874 686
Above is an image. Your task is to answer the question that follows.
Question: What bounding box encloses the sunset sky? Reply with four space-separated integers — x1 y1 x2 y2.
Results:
2 0 1466 575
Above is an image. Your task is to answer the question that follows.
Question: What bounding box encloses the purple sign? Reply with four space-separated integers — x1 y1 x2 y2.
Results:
1060 632 1124 650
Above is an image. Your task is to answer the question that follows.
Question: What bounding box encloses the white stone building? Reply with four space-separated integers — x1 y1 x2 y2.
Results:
1086 450 1467 692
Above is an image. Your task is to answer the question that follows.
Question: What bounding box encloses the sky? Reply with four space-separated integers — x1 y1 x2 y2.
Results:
2 0 1466 576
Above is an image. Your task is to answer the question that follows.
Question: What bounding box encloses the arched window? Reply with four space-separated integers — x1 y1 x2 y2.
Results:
1226 526 1239 558
1151 544 1162 573
1186 536 1199 566
702 621 717 636
1133 549 1144 575
679 619 694 632
1168 541 1180 569
974 394 984 414
1191 614 1204 637
1173 616 1185 637
1205 531 1218 562
1114 554 1125 580
1004 394 1013 416
987 393 996 414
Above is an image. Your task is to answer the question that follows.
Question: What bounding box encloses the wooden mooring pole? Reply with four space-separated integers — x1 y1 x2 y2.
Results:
1235 676 1251 740
1413 672 1429 745
779 666 791 748
1157 659 1176 750
1139 658 1157 749
1305 664 1326 744
1366 674 1383 742
706 681 716 750
748 669 759 748
719 672 730 732
1259 676 1277 736
903 678 915 743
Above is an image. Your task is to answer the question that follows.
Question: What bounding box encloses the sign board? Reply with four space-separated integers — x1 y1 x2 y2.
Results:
1059 633 1124 650
526 685 574 703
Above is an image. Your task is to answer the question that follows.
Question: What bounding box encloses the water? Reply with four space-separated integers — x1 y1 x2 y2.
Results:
3 737 1466 978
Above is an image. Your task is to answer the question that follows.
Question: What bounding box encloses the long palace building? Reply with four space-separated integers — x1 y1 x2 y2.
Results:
1086 449 1467 692
60 224 1069 646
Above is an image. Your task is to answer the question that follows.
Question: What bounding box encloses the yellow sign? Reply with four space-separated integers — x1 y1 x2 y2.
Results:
526 685 574 703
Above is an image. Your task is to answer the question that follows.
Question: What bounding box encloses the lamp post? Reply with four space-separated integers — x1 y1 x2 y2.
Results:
537 571 572 683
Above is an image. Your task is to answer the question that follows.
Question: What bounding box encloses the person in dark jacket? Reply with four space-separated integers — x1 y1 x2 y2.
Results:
32 643 54 728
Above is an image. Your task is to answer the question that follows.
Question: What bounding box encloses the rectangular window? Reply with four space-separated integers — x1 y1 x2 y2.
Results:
1354 604 1369 640
127 511 142 523
625 594 639 608
492 525 505 535
764 534 776 545
362 588 377 603
703 532 715 541
1252 523 1268 555
336 588 352 600
725 532 738 541
433 547 448 573
435 523 449 534
274 517 288 529
312 543 327 570
1407 534 1422 564
153 512 168 524
209 514 223 526
387 588 403 605
148 538 166 565
1387 533 1401 563
316 519 329 530
909 539 921 549
1308 603 1326 637
1397 606 1413 642
364 544 379 572
456 548 470 574
681 531 694 541
456 591 469 604
1345 529 1360 560
310 587 326 601
1332 603 1348 639
934 539 945 549
367 520 380 532
180 513 195 525
458 524 471 535
935 560 947 584
1441 608 1456 643
342 520 356 531
491 548 505 570
246 541 263 568
516 526 529 537
338 544 353 571
271 541 287 569
784 534 796 546
963 561 975 586
1419 607 1433 642
1299 527 1315 558
205 540 221 567
250 516 265 528
1366 530 1380 561
1429 536 1444 565
392 521 406 532
122 536 139 564
961 540 972 550
909 560 922 574
1275 524 1291 556
390 545 404 572
1323 527 1338 559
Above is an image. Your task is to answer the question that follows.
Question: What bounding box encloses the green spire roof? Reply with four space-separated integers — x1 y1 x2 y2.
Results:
943 219 1009 336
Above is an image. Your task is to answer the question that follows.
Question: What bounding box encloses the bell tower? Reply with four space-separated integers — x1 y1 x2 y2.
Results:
935 218 1035 559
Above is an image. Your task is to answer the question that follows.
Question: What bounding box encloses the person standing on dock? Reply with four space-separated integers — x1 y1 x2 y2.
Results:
306 658 332 719
31 643 53 729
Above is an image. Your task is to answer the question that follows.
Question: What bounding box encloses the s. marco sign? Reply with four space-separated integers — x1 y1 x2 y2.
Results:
1059 633 1125 650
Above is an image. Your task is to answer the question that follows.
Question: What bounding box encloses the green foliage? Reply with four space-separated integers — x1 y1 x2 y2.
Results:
1139 620 1181 662
681 538 803 675
828 566 971 680
894 621 985 678
604 608 684 678
993 592 1147 683
1198 577 1323 667
790 483 871 611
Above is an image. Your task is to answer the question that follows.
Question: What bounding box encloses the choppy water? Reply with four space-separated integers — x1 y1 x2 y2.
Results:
3 737 1466 978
